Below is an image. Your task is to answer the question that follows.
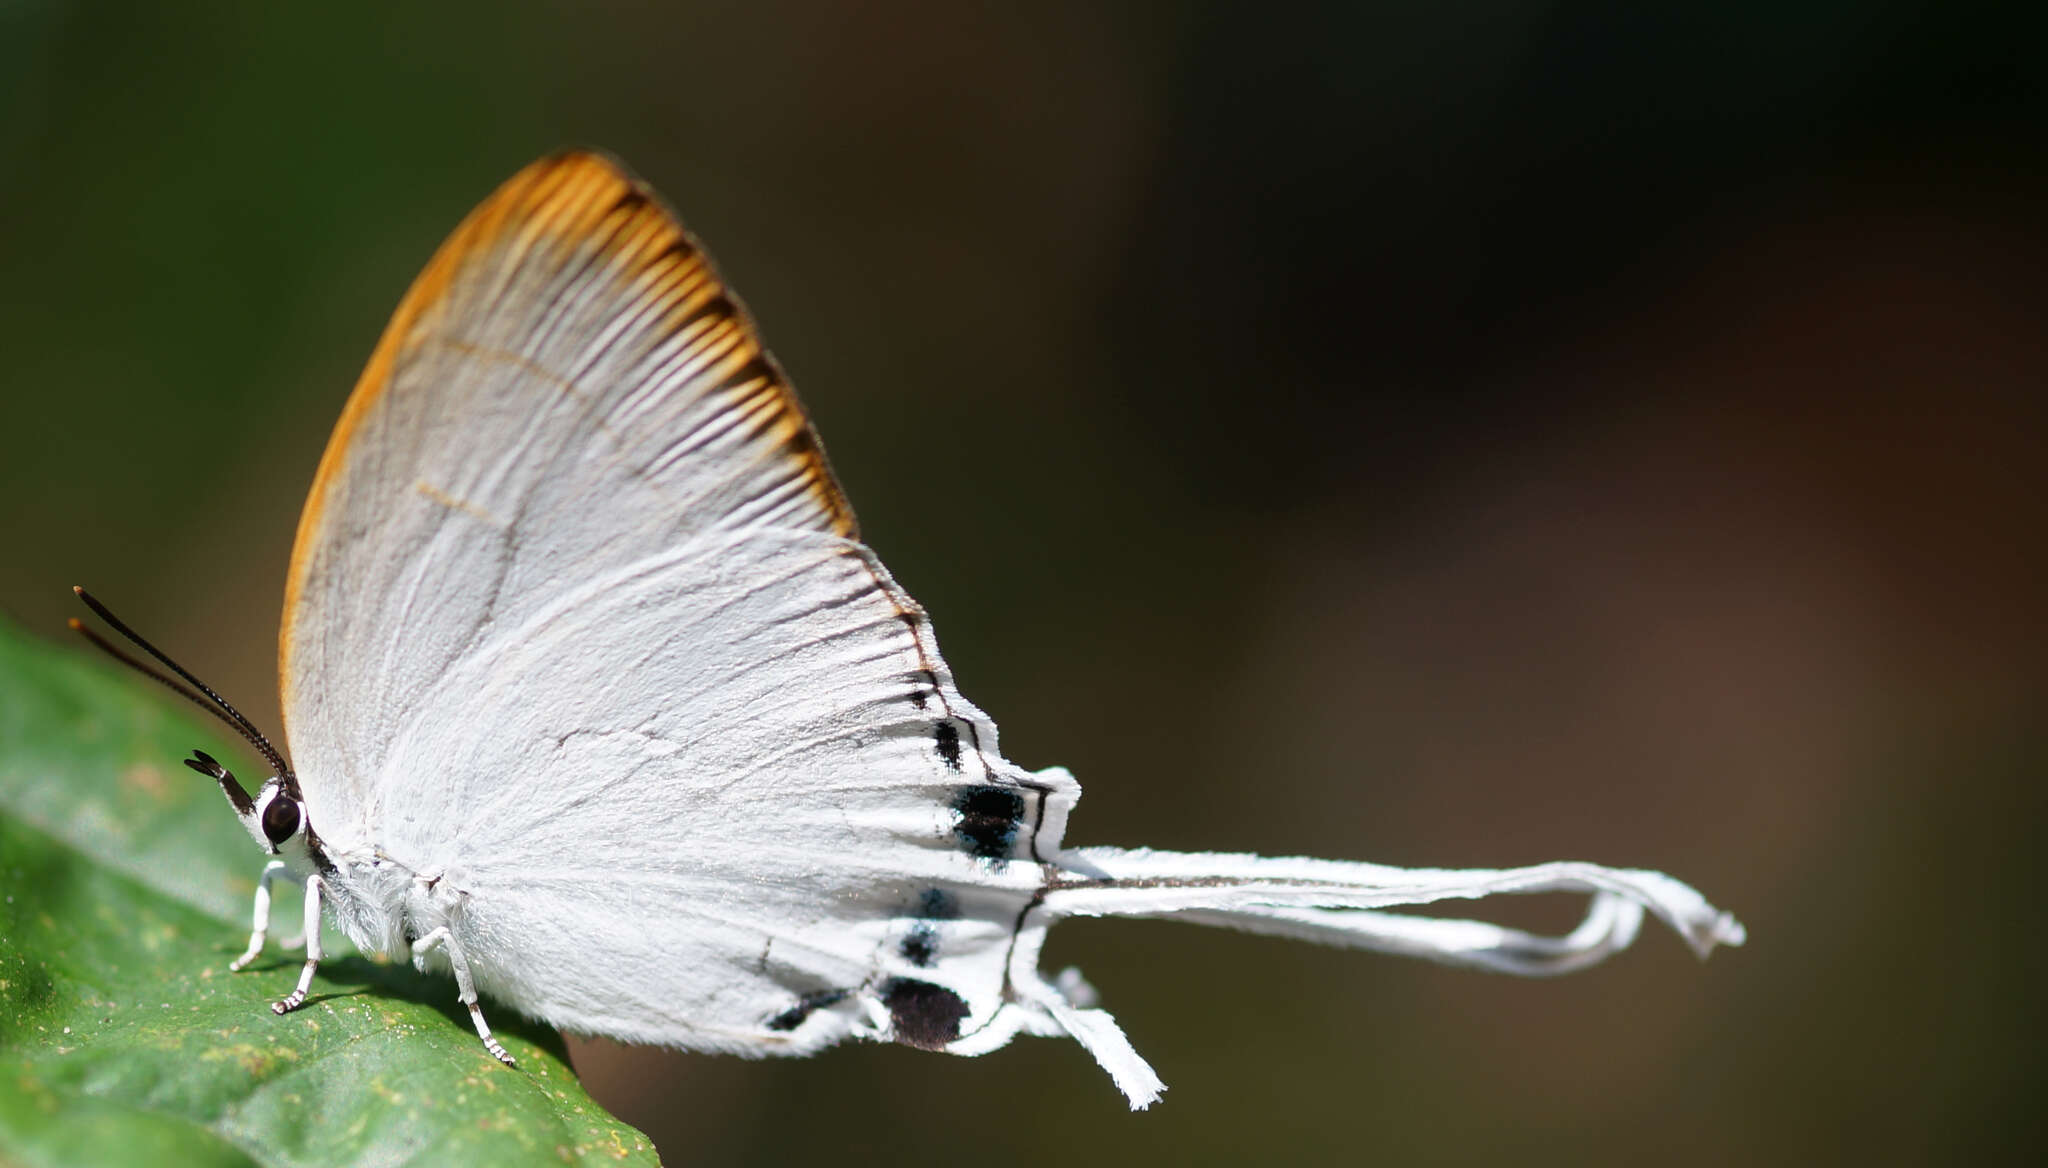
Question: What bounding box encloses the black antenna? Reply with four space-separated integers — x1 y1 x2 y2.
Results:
184 748 255 817
67 617 284 778
70 587 293 782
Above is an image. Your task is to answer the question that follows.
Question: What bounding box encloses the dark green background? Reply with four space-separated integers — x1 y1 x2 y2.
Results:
3 2 2041 1163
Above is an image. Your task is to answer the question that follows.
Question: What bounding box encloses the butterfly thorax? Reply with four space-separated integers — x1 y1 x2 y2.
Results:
314 849 432 960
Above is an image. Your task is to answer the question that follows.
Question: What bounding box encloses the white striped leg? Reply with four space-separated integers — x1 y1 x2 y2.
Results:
229 859 299 972
270 875 325 1014
411 926 515 1066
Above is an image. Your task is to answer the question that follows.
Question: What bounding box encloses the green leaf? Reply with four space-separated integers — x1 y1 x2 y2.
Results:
0 619 657 1167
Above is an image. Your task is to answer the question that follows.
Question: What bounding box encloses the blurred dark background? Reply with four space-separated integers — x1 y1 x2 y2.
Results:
3 2 2041 1163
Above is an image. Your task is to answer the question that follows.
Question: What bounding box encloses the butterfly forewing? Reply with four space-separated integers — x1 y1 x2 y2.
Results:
280 153 1058 1050
285 154 852 828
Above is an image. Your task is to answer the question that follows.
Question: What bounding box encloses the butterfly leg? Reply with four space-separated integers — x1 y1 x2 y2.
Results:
411 926 516 1066
270 874 326 1014
229 859 301 971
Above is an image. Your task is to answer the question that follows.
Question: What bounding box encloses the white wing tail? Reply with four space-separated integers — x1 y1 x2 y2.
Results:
1045 847 1746 961
1006 845 1745 1108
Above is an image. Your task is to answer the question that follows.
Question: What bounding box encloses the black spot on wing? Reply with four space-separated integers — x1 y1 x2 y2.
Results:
900 922 938 967
883 978 969 1050
954 785 1025 860
934 720 962 770
897 888 958 968
765 988 849 1032
918 887 959 920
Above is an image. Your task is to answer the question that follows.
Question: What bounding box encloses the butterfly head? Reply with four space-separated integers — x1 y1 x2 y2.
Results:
181 749 305 855
68 588 331 867
251 775 307 855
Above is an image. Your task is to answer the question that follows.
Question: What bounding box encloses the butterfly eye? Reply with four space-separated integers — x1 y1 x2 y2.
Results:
261 795 302 846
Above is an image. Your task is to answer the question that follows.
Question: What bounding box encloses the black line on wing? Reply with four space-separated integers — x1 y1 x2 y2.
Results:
765 987 849 1032
668 292 736 340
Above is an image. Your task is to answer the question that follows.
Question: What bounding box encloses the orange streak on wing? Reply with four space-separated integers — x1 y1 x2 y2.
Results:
278 152 858 718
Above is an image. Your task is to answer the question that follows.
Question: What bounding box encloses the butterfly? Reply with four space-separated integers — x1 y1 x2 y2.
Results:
72 151 1743 1108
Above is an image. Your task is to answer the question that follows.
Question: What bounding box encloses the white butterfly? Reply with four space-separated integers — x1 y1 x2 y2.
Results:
75 152 1743 1109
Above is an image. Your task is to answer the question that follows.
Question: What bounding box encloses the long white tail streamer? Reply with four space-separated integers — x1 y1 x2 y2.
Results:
1023 846 1745 1108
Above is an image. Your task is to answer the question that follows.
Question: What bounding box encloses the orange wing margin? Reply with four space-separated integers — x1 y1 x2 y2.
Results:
280 151 858 708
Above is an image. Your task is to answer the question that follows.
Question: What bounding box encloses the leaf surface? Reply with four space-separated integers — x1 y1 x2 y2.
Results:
0 620 657 1167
